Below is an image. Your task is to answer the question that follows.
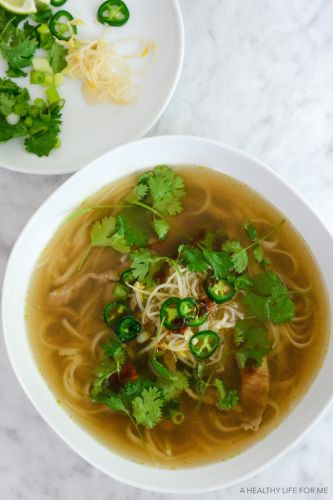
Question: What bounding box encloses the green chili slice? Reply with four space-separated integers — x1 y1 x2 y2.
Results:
51 0 67 6
115 316 141 342
177 298 198 320
160 297 186 331
97 0 130 27
189 330 220 359
120 268 136 287
103 301 129 328
49 10 77 41
188 301 209 327
206 276 235 304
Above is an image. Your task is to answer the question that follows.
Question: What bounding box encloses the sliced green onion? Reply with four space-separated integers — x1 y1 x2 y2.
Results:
30 70 47 86
54 73 64 87
45 85 61 105
32 57 53 74
37 24 54 50
170 409 185 425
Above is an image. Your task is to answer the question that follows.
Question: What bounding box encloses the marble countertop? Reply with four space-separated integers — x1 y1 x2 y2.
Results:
1 0 333 499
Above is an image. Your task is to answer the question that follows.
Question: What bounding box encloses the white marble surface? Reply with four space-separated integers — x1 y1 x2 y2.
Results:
1 0 333 498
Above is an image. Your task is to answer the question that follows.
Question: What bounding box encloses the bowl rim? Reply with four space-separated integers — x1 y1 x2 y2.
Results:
2 134 333 493
0 0 185 176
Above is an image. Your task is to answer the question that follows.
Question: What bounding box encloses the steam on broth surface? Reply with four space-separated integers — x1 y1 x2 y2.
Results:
27 166 328 467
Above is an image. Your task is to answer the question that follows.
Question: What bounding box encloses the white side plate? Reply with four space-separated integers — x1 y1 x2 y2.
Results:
0 0 184 174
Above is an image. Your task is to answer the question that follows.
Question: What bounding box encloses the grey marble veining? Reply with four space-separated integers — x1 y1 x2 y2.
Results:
1 0 333 499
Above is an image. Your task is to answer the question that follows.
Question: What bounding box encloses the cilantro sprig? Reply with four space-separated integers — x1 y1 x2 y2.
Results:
0 77 63 156
132 386 164 428
242 271 296 324
77 167 187 269
214 379 239 410
130 249 181 287
130 165 186 240
234 319 272 368
90 338 126 400
178 244 232 279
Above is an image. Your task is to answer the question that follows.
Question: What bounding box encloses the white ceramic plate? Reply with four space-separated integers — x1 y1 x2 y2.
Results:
0 0 184 175
2 136 333 493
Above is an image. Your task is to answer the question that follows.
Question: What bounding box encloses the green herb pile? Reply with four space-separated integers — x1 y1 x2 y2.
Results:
69 166 299 430
0 0 133 158
0 3 68 156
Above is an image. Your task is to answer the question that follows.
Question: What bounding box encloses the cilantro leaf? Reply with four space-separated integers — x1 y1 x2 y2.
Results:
178 244 210 273
199 228 227 250
48 42 68 73
89 214 133 253
253 245 264 263
24 101 63 157
132 386 164 428
158 371 189 401
134 183 148 200
243 221 271 266
243 222 257 241
179 244 232 278
0 92 15 116
227 274 253 292
116 207 152 247
252 271 285 297
0 78 30 143
120 379 157 401
107 233 131 254
243 271 295 324
90 338 127 399
99 393 128 414
202 248 232 279
101 340 126 375
222 240 242 253
90 358 117 400
153 218 170 240
234 319 272 368
0 114 26 142
138 165 186 216
130 249 162 286
91 216 117 247
130 248 154 283
222 240 248 274
243 293 270 322
235 256 248 273
1 30 38 76
214 379 239 410
25 130 58 157
269 294 295 324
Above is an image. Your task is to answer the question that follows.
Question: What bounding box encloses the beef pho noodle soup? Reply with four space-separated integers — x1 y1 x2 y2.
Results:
27 166 328 467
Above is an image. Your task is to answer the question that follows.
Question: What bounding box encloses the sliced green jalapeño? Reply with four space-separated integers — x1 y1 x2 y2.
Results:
97 0 130 26
189 330 220 359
